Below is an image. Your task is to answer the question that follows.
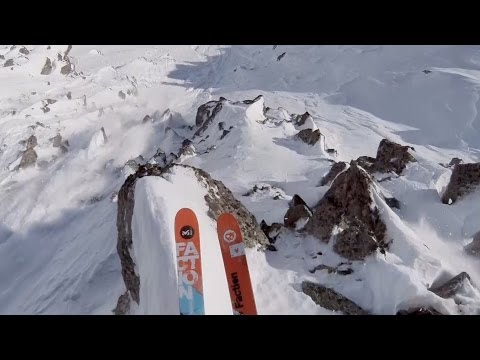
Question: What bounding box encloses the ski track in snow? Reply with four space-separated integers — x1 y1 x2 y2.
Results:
0 45 480 314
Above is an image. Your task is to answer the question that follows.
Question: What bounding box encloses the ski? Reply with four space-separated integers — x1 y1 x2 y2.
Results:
216 213 257 315
174 208 204 315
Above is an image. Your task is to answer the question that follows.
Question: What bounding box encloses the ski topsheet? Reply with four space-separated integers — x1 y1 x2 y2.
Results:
216 213 257 315
174 208 205 315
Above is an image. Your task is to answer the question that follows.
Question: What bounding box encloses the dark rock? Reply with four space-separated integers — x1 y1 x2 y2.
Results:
19 47 29 55
334 219 379 261
113 291 131 315
142 115 152 123
101 127 108 143
289 194 307 208
57 53 63 62
35 121 45 128
422 69 432 74
465 231 480 256
320 162 347 186
448 157 463 167
302 281 369 315
182 139 192 147
26 135 37 149
294 112 311 127
118 91 126 100
284 204 312 229
64 45 72 59
218 122 225 131
60 63 72 75
44 99 57 105
41 106 50 113
19 148 37 169
441 163 480 204
59 145 68 154
373 139 416 175
194 100 223 136
277 52 286 61
241 95 264 105
397 307 441 315
306 161 387 260
0 55 4 60
384 197 400 209
266 244 277 251
41 58 52 75
326 148 338 156
66 91 72 100
51 134 63 148
4 59 14 67
47 46 51 50
31 92 36 95
220 129 230 140
429 272 471 299
296 128 321 145
356 156 377 173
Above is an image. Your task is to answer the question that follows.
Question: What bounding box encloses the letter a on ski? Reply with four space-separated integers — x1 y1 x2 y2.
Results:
217 213 257 315
174 208 204 315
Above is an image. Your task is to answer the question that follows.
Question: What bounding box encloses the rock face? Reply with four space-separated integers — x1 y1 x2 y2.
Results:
19 148 37 169
194 100 225 136
19 47 29 55
357 139 416 175
306 161 387 260
465 231 480 256
429 272 471 299
41 58 53 75
302 281 369 315
320 162 347 186
441 163 480 204
294 112 312 127
397 307 442 315
26 135 37 149
296 128 321 145
115 163 268 314
3 59 14 67
283 194 312 230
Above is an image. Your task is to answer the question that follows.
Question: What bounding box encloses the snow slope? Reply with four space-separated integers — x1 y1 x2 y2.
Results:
1 45 480 314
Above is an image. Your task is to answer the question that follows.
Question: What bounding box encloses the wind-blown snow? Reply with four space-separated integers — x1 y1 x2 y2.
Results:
1 45 480 314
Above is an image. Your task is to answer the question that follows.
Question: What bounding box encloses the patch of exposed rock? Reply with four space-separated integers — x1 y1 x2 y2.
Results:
441 163 480 204
305 161 387 260
319 162 347 186
302 281 369 315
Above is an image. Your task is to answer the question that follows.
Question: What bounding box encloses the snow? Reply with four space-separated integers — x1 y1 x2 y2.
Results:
1 45 480 314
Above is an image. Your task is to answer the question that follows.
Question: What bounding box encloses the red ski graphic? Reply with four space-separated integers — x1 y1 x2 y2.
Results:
174 208 204 315
217 213 257 315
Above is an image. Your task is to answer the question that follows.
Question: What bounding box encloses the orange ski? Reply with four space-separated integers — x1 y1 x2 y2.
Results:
174 208 204 315
217 213 257 315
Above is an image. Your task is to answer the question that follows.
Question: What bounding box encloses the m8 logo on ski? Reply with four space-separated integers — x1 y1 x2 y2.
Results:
176 241 199 300
180 225 194 239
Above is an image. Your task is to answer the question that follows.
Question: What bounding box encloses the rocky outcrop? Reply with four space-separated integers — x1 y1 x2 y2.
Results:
294 112 312 127
441 157 463 168
19 47 29 55
465 231 480 256
397 307 442 315
19 148 37 169
3 59 14 67
429 272 471 299
113 291 131 315
41 58 53 75
319 162 347 186
306 161 387 260
260 220 284 243
441 163 480 204
302 281 369 315
357 139 416 175
118 91 126 100
115 163 268 314
26 135 37 149
194 100 224 136
283 194 312 230
296 128 321 145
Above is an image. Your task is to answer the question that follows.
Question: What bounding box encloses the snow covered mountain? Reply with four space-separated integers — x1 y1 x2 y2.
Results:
0 45 479 314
